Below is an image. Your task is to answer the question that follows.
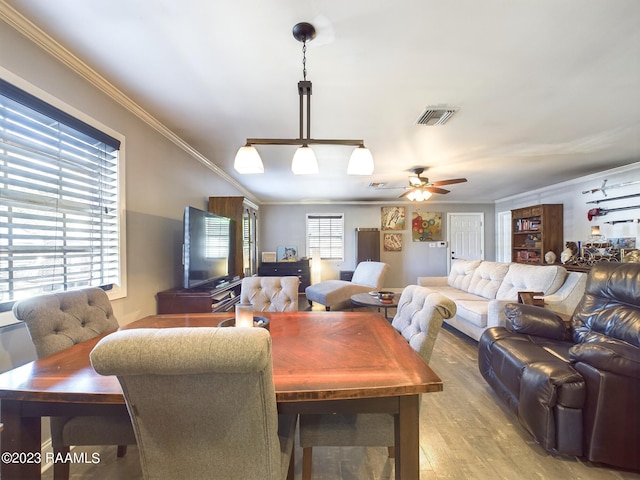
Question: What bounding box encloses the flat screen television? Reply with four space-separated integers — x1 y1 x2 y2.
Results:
182 206 233 289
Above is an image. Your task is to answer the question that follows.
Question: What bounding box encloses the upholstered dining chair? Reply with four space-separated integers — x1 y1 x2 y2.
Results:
240 276 300 312
12 287 136 480
305 261 389 311
90 326 297 480
298 285 456 480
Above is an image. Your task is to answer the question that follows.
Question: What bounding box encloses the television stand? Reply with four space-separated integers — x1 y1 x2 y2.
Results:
156 278 243 314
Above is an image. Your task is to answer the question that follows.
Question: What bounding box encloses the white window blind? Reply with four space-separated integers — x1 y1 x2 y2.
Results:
306 214 344 260
0 79 121 310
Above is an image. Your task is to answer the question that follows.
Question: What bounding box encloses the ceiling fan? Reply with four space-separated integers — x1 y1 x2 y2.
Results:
376 167 468 200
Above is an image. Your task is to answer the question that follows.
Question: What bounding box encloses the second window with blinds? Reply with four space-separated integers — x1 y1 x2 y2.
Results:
306 213 344 261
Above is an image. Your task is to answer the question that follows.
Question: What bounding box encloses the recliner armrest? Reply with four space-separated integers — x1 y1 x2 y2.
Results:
569 342 640 379
504 303 571 341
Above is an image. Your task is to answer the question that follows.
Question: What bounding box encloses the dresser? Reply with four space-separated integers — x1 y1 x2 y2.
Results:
258 259 310 292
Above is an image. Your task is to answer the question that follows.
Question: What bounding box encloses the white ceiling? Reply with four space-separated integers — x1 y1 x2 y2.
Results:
5 0 640 204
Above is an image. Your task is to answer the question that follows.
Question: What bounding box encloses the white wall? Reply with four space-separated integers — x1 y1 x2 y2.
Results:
495 163 640 259
259 202 496 287
0 20 246 372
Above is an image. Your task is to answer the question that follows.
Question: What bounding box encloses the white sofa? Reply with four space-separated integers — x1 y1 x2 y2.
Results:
417 259 587 341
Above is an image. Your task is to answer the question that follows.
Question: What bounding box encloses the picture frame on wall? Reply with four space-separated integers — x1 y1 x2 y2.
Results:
381 206 406 231
412 211 443 241
384 233 402 252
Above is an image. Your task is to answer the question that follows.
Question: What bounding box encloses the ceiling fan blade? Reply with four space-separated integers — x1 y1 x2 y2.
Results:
425 186 450 194
399 189 413 198
431 178 468 187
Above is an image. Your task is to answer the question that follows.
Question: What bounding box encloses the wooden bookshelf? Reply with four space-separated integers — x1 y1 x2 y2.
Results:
511 204 563 265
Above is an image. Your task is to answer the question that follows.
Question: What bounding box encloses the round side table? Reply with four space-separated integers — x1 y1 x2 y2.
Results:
350 292 399 320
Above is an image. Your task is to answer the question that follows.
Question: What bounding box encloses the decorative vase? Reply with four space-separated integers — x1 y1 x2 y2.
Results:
544 251 557 264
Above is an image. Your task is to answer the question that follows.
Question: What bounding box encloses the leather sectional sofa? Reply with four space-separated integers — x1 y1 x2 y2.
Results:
478 262 640 471
418 259 587 341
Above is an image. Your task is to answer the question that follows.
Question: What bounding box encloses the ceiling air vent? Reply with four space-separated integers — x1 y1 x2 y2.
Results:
416 108 457 126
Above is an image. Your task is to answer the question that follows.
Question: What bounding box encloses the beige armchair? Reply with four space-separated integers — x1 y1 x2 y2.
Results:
305 261 389 310
12 288 136 480
298 285 456 479
240 276 300 312
90 327 297 480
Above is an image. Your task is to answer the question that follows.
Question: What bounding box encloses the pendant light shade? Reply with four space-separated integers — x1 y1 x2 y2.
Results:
234 145 264 174
236 22 373 176
291 146 319 174
347 146 374 175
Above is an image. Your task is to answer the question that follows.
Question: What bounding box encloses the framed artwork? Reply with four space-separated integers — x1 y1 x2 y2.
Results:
621 248 640 263
610 237 636 249
277 245 298 262
384 233 402 252
261 251 276 263
381 206 406 230
412 211 443 241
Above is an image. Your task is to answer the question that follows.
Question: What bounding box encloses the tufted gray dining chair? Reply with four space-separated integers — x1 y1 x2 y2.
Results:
12 287 136 480
298 285 456 480
240 276 300 312
90 326 297 480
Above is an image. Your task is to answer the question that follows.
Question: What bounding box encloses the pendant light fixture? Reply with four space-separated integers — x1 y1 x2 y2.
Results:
234 22 374 176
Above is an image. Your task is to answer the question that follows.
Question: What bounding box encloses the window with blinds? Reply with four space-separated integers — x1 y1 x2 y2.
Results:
306 214 344 260
0 79 122 310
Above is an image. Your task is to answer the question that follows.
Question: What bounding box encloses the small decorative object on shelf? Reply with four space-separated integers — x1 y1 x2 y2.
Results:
544 251 557 264
277 245 298 262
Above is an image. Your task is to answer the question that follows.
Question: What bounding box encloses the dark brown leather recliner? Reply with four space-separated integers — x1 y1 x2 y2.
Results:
478 262 640 471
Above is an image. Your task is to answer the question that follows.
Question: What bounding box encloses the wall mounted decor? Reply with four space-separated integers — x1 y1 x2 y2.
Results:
412 211 442 241
384 233 403 252
381 206 405 230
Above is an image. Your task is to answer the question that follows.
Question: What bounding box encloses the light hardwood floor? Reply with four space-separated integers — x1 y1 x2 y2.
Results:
45 311 640 480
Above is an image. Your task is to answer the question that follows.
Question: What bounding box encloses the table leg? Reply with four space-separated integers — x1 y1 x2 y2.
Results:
394 395 420 480
1 399 42 480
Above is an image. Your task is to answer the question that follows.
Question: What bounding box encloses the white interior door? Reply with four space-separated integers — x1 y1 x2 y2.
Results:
447 213 485 272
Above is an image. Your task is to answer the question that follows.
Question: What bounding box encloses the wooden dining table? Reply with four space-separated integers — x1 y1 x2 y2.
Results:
0 310 443 480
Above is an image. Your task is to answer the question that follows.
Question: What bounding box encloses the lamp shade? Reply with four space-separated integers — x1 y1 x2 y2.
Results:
407 189 432 202
291 146 319 174
347 146 374 175
234 145 264 174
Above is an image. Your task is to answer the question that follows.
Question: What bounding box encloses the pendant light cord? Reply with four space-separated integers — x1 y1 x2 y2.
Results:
302 40 308 81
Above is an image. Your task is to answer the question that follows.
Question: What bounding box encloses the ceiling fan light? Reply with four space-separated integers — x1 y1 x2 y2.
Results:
234 145 264 174
347 146 374 175
292 146 319 174
407 188 432 202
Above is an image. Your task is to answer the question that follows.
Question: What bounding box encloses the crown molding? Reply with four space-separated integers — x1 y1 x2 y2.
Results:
495 161 640 204
0 1 259 204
